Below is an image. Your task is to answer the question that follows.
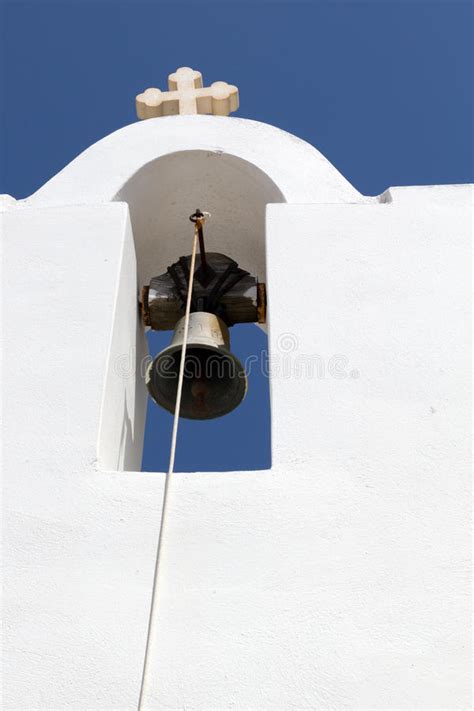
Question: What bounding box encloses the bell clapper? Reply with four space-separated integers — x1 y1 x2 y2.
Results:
191 377 208 404
190 376 210 417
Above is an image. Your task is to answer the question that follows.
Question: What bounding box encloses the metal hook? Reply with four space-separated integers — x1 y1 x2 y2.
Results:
189 209 211 223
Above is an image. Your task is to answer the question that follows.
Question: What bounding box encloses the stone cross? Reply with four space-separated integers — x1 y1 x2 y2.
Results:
136 67 239 118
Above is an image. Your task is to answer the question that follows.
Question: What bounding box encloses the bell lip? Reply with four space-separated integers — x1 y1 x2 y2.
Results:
145 344 248 420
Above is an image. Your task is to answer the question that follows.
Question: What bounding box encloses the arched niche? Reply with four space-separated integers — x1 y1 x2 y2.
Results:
37 116 363 472
113 149 286 287
100 150 287 472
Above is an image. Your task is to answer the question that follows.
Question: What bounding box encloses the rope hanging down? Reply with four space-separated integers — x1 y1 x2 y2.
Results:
137 215 204 710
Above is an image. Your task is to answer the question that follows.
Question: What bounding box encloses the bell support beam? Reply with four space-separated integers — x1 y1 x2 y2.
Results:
142 252 266 330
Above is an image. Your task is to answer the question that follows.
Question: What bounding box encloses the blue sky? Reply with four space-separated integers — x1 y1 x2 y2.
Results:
2 0 472 471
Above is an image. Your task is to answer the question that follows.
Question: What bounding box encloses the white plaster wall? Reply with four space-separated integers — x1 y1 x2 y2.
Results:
18 115 372 290
24 116 364 209
96 208 148 471
1 114 471 709
2 205 163 708
137 194 472 709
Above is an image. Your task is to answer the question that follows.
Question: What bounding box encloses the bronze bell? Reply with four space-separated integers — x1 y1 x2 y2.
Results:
145 312 247 420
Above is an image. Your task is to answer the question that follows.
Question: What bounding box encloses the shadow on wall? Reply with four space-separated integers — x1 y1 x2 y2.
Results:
114 149 285 286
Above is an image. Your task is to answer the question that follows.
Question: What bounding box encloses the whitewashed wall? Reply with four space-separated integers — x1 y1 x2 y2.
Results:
2 204 161 707
136 192 472 709
1 116 471 709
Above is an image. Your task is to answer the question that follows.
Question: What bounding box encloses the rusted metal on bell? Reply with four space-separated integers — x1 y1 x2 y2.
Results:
145 312 248 420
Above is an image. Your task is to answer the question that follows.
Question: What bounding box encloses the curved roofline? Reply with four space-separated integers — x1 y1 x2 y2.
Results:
23 115 366 207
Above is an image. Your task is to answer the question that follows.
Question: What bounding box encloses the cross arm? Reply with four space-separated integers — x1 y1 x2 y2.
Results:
136 82 239 118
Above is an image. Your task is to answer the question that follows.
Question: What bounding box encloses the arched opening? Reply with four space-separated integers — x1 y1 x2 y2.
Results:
100 150 285 471
143 323 271 472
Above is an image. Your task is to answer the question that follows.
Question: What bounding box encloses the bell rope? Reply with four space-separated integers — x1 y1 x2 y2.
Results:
137 215 202 709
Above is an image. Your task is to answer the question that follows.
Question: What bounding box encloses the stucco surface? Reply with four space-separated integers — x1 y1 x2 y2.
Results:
16 115 372 289
139 200 471 708
1 115 471 709
23 116 364 209
2 205 161 707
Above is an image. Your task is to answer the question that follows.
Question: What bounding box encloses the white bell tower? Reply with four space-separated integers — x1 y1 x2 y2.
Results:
2 68 471 709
